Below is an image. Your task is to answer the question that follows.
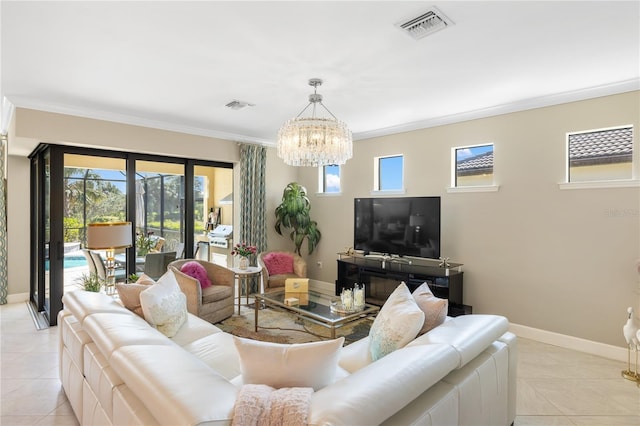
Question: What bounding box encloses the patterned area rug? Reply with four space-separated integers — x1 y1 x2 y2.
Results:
217 299 373 345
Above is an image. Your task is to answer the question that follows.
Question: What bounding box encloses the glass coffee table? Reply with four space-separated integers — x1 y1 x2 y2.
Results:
254 290 379 339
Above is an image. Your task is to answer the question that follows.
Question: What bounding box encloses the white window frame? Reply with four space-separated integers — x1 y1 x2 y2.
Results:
317 164 342 196
372 154 405 195
560 124 639 190
447 143 499 193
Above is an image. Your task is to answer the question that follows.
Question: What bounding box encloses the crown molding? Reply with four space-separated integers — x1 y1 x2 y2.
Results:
7 78 639 147
353 79 640 141
6 96 272 146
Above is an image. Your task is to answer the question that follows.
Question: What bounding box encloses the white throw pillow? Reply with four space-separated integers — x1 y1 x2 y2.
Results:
412 282 448 335
368 282 425 361
140 269 187 337
233 336 345 391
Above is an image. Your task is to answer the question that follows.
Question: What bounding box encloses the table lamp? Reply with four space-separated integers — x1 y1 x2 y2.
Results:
87 222 132 294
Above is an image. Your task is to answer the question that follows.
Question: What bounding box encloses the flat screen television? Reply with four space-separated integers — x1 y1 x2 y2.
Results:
354 196 441 259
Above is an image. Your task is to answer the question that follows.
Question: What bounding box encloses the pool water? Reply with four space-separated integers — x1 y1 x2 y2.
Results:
45 255 88 271
65 256 88 268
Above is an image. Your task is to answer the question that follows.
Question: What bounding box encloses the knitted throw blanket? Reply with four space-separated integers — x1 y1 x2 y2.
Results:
232 384 313 426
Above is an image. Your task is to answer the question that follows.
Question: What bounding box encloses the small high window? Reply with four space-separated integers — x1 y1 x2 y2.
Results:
453 144 494 187
567 126 633 183
375 155 404 191
319 164 341 193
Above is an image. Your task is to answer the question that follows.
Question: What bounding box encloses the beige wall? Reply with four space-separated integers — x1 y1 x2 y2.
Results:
6 92 640 348
293 91 640 348
7 155 30 297
7 108 243 300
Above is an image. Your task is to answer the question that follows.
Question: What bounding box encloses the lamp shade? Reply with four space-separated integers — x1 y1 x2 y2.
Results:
86 222 132 249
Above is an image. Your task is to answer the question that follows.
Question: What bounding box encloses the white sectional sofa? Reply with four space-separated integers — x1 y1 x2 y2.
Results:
58 290 517 425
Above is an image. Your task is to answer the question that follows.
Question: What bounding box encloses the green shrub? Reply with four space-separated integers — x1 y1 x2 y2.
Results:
63 217 82 242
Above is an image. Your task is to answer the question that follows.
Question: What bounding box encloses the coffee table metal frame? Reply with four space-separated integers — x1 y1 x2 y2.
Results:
254 289 379 339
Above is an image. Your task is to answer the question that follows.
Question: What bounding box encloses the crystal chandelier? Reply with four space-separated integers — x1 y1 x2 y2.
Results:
277 78 353 167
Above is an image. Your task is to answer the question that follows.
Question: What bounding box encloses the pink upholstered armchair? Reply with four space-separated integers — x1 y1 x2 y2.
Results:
257 251 307 292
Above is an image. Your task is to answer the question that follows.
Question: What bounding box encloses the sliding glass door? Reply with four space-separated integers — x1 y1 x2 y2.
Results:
63 154 128 294
29 146 63 325
30 145 233 325
134 160 185 275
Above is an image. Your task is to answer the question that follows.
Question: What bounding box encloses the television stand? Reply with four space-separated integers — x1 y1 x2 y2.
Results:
335 253 471 316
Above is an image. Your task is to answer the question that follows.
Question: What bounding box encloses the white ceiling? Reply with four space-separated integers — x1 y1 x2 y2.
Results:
2 1 639 156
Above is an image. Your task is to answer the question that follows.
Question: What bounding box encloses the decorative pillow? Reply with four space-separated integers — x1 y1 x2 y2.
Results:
233 336 344 391
368 282 424 361
115 275 155 317
136 274 156 286
412 282 448 335
116 283 151 317
180 261 213 289
262 252 294 275
139 270 187 337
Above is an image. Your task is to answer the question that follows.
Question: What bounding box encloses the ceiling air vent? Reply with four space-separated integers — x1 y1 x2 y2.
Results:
397 7 454 40
225 100 255 110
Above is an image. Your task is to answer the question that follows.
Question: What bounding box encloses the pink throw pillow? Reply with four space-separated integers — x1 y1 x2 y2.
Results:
263 253 294 275
180 261 212 289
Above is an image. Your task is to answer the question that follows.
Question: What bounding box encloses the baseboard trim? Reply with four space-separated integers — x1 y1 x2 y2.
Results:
256 278 629 362
6 292 29 304
509 323 627 362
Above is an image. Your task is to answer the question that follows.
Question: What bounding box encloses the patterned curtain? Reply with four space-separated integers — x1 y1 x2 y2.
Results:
239 143 267 263
0 136 8 304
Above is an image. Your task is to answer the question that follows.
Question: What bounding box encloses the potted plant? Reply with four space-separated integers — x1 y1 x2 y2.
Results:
76 272 103 292
274 182 321 256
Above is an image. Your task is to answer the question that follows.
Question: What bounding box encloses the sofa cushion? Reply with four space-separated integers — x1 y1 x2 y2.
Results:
140 270 188 337
412 282 448 335
170 314 223 347
183 332 242 380
180 261 213 289
263 252 294 275
233 336 344 391
369 282 424 361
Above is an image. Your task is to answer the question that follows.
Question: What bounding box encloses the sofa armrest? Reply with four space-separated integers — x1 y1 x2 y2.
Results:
309 344 458 426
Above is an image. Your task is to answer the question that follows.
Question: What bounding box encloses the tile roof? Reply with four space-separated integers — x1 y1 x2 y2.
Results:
457 151 493 172
569 126 633 160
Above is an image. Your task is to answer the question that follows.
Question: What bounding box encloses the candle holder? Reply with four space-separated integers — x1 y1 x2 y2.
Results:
332 284 366 314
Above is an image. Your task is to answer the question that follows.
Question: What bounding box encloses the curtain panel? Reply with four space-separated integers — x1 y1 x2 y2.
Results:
239 144 267 265
0 136 8 304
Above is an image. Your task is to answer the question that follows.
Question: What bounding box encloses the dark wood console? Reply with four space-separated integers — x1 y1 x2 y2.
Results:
336 254 471 316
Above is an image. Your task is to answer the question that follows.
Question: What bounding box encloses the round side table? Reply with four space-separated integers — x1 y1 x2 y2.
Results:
230 265 262 315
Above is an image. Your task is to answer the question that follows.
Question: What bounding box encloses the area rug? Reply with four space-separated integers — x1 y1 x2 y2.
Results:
216 300 373 345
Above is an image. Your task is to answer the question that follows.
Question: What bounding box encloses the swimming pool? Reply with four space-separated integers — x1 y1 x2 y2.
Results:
45 255 88 271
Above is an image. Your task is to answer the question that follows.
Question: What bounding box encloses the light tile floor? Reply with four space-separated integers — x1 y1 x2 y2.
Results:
1 301 639 425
